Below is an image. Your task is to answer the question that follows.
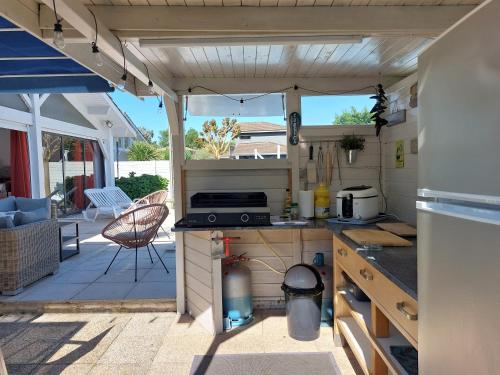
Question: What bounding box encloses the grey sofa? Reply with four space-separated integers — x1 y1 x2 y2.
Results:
0 196 59 295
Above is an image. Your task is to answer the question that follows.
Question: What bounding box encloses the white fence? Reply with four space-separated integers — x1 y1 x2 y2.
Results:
114 160 171 179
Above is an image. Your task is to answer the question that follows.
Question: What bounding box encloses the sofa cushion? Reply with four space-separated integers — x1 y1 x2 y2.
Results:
15 197 50 219
0 196 16 212
13 208 48 226
0 216 14 229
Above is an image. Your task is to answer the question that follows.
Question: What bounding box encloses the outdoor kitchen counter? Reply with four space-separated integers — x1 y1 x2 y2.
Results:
173 218 417 300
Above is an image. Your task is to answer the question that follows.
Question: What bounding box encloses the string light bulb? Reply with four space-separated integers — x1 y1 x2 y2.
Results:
52 1 65 49
240 98 244 109
92 43 104 67
148 80 155 95
118 73 127 90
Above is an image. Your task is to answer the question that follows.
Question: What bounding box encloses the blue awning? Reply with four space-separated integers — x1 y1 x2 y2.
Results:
0 16 114 94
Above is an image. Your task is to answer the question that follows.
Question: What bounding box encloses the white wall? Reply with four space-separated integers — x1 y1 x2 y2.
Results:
382 74 419 225
114 160 171 179
299 125 384 214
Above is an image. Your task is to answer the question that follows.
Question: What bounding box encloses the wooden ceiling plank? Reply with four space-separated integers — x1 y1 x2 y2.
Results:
264 45 285 77
305 44 338 76
314 43 351 76
203 47 225 77
277 0 298 5
215 46 235 77
255 45 271 77
190 47 215 77
283 44 311 77
336 37 385 75
296 44 324 76
243 45 257 77
176 47 205 77
230 45 245 77
158 47 195 77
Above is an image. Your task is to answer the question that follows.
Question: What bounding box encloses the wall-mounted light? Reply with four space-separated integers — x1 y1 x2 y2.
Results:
52 0 65 49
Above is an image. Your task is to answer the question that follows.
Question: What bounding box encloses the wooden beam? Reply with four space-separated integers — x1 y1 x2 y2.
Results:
39 5 475 38
0 1 41 38
164 95 179 136
172 77 400 96
38 0 177 100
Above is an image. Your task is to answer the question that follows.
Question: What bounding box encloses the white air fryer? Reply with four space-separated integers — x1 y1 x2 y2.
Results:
336 186 379 220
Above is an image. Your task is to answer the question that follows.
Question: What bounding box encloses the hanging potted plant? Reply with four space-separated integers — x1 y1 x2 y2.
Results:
340 134 365 164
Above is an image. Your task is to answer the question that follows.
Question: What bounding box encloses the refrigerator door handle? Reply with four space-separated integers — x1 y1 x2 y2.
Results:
418 188 500 206
417 201 500 226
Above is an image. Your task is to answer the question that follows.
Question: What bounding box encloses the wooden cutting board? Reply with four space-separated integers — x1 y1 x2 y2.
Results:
342 229 413 247
376 222 417 237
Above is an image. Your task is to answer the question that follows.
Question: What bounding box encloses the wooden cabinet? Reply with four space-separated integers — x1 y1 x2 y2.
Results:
333 235 418 375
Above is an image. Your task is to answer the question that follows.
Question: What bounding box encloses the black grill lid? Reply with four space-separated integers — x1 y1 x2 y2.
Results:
191 192 268 208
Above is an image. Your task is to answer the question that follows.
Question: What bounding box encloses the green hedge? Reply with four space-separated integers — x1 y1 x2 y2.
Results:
115 173 169 200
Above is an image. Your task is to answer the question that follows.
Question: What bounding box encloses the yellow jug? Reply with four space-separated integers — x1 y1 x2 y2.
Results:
314 183 330 219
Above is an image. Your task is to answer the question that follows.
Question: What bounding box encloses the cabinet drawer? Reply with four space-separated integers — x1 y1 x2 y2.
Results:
334 236 418 346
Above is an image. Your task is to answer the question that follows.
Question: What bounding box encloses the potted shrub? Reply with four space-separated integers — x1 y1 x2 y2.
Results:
340 134 365 164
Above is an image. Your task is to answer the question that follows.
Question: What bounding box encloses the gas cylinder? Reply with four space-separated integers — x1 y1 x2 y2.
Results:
222 258 253 330
312 252 333 326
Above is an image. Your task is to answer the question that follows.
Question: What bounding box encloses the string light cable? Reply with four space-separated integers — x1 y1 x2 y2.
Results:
88 9 103 67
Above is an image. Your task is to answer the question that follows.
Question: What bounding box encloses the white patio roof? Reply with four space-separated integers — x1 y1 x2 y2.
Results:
0 1 482 100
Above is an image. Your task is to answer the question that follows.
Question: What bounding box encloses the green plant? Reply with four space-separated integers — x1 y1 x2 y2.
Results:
127 141 159 161
333 106 374 125
115 174 169 200
340 134 365 151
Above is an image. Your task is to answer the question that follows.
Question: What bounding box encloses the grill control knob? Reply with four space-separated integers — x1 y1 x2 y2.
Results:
240 213 250 223
208 213 217 223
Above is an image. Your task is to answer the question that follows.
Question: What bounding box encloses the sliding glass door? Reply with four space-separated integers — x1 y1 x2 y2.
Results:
42 132 104 216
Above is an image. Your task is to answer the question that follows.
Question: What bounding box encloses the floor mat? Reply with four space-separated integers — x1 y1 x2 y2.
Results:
190 352 341 375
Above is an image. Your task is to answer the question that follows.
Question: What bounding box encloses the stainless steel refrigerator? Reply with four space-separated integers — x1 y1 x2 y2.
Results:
417 1 500 374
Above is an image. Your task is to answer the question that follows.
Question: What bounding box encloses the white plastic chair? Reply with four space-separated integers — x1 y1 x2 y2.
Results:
103 187 133 208
83 188 131 221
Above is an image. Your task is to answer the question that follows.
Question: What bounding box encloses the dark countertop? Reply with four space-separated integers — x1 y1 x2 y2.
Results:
173 217 417 300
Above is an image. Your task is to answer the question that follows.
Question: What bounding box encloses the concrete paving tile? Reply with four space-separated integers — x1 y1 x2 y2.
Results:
119 313 175 337
0 323 29 346
51 270 104 284
18 322 83 341
211 335 266 354
97 335 163 364
165 315 213 337
125 282 176 300
0 314 39 323
31 363 94 375
95 269 149 283
3 339 60 364
141 268 176 283
153 335 214 364
6 364 38 375
148 361 191 375
261 335 319 353
72 283 136 301
89 364 151 375
16 283 88 302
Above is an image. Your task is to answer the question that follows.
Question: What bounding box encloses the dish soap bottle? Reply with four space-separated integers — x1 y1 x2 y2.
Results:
314 183 330 219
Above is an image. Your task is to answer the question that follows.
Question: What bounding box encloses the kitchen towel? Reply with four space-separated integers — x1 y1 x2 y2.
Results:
299 190 314 219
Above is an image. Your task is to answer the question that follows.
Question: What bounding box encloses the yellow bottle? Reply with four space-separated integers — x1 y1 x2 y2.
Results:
314 183 330 219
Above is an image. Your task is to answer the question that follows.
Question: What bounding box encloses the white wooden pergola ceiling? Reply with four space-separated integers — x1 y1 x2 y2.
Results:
0 0 482 98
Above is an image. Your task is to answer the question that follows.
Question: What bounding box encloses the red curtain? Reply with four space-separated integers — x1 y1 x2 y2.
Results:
10 130 31 198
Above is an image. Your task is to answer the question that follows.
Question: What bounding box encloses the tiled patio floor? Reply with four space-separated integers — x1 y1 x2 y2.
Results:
0 212 176 303
0 311 362 375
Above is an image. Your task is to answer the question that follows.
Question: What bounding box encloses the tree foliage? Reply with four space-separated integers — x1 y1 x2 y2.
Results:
185 128 203 150
158 129 169 147
127 141 160 161
138 126 155 143
199 118 240 159
333 107 374 125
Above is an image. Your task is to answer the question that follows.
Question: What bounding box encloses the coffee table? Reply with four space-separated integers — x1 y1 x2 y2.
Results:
58 219 81 261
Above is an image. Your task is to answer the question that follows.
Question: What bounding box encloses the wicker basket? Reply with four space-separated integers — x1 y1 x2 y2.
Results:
0 219 59 295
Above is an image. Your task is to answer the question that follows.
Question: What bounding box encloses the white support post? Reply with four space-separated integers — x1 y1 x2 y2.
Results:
27 94 45 198
103 127 116 187
286 93 301 202
167 94 186 315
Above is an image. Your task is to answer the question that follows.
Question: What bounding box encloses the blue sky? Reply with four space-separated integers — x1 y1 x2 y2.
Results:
110 90 373 142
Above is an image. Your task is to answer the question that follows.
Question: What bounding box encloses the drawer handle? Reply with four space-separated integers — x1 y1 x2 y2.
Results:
337 248 347 257
396 302 418 321
359 268 373 280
